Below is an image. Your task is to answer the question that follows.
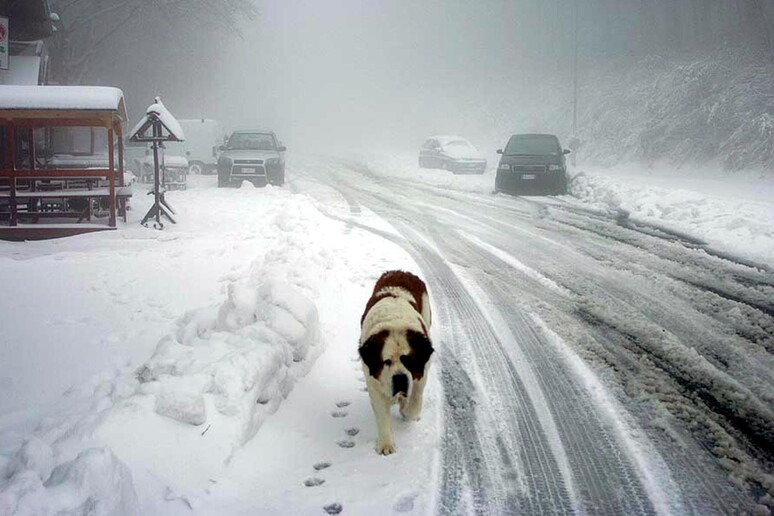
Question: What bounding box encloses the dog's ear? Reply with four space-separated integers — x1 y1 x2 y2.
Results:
404 330 434 379
359 330 388 378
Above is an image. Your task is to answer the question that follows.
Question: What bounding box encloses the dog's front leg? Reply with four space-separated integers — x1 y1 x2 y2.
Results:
401 375 427 421
367 385 396 455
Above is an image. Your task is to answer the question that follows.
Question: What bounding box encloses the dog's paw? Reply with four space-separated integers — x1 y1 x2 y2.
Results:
376 441 396 455
400 407 421 421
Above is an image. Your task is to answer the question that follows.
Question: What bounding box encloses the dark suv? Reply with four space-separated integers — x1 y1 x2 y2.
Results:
217 130 286 188
495 134 570 195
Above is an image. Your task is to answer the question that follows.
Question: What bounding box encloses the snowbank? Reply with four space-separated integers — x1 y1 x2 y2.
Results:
98 272 323 489
569 165 774 266
0 183 332 513
0 447 138 516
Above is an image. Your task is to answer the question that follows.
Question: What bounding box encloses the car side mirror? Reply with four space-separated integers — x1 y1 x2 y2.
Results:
563 149 571 155
218 145 226 151
496 149 503 155
277 146 287 152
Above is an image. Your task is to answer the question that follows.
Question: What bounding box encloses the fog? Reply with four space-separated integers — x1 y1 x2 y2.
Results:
212 1 556 153
45 0 774 167
135 0 586 153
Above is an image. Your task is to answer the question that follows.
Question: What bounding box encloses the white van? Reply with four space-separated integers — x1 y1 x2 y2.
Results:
164 119 226 175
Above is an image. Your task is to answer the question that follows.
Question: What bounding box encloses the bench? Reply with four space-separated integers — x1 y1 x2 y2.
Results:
0 186 133 223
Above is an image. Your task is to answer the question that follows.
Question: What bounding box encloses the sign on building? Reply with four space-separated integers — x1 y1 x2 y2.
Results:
0 16 9 71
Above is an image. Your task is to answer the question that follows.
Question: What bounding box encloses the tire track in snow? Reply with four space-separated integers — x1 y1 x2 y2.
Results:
397 223 578 515
293 159 771 513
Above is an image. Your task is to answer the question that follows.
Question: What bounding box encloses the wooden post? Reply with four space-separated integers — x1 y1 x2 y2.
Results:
116 123 125 187
151 122 162 227
7 125 17 227
116 122 127 222
107 126 116 227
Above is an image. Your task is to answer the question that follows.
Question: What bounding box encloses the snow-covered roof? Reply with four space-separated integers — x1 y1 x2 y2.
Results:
0 86 127 119
129 97 185 142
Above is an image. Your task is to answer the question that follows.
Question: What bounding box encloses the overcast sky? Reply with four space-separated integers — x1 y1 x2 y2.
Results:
204 0 576 153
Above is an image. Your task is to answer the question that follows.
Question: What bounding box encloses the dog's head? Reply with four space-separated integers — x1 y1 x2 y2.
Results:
359 328 434 399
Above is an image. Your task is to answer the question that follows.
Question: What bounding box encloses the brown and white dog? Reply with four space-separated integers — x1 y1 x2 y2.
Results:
359 270 434 455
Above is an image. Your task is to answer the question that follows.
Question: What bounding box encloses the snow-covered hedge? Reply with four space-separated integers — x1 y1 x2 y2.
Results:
576 48 774 172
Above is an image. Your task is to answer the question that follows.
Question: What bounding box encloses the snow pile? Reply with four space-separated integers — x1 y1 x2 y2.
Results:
1 445 138 516
569 166 774 265
0 184 333 512
131 274 321 444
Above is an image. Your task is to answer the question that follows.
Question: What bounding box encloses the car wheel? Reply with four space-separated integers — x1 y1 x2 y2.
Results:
188 162 204 175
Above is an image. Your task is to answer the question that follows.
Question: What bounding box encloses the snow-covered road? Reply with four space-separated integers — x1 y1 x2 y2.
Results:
291 157 774 514
1 156 772 515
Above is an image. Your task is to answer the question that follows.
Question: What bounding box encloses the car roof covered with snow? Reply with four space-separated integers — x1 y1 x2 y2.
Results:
141 154 188 168
427 135 475 146
230 129 277 135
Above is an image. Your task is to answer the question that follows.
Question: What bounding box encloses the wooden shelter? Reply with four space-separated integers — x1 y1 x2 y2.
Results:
0 85 131 240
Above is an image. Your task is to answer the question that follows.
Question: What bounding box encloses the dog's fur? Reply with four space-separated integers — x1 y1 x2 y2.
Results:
359 270 434 455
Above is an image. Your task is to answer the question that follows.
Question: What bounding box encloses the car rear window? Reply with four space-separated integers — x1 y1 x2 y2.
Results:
504 135 560 156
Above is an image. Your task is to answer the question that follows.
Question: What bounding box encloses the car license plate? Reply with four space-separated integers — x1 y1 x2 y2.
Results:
522 174 536 180
241 167 256 174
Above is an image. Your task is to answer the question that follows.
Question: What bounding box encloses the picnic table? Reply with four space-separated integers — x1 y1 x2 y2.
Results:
0 85 130 240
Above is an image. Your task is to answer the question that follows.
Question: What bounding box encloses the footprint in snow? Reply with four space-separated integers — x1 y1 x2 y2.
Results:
331 411 348 418
345 427 359 436
336 401 350 408
313 462 331 471
304 477 325 487
337 440 355 449
323 503 343 514
394 492 419 513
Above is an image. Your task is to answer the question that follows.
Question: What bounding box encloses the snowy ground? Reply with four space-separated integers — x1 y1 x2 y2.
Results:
570 163 774 267
0 175 440 515
293 155 774 514
364 153 774 267
1 154 772 515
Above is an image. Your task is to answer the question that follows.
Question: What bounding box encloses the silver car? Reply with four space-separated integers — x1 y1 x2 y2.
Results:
217 130 286 187
418 136 487 174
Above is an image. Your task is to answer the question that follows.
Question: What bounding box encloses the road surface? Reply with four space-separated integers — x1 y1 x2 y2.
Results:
291 157 774 515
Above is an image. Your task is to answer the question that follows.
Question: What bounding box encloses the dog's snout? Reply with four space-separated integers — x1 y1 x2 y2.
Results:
392 373 409 396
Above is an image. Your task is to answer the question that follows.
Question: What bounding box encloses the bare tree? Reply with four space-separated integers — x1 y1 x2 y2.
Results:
49 0 258 84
